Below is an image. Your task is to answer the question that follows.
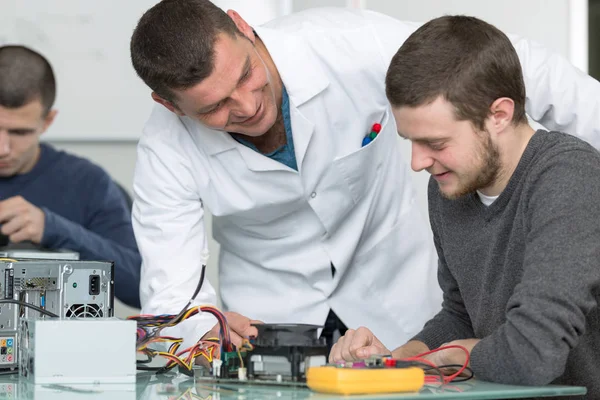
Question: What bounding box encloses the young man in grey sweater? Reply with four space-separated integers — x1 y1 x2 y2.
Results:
329 15 600 397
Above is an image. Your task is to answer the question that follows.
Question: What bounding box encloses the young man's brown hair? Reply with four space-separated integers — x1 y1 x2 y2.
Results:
385 15 528 130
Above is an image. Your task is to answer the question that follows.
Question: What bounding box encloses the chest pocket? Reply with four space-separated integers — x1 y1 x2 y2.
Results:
332 109 394 204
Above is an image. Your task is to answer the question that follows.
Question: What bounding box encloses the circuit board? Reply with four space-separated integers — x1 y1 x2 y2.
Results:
194 372 308 388
193 324 328 384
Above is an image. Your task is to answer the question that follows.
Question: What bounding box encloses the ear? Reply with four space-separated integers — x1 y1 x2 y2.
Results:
486 97 514 134
226 10 256 43
39 109 58 136
151 92 185 116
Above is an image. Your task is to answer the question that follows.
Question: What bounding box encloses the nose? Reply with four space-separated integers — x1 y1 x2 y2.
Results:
0 131 10 157
410 142 434 172
229 89 257 122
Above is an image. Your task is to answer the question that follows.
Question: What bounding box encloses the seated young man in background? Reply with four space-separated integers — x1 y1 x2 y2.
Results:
0 45 141 308
329 16 600 396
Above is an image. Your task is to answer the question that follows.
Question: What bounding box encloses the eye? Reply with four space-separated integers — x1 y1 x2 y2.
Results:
428 142 445 151
204 101 225 115
9 129 34 136
239 67 252 84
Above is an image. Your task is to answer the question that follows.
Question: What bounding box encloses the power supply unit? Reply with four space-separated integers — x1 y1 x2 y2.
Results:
18 318 137 385
0 259 114 370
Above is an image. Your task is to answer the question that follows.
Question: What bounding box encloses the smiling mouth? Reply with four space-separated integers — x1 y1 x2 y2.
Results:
432 171 451 180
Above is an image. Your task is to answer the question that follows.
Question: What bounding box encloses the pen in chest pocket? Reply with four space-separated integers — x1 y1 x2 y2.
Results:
361 123 382 147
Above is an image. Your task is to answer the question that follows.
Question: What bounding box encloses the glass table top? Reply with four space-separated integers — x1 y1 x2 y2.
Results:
0 372 587 399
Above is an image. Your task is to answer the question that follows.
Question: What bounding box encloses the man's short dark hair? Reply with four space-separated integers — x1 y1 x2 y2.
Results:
385 16 528 130
130 0 241 103
0 45 56 114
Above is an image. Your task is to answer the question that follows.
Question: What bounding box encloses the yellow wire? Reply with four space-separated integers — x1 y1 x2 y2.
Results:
156 351 190 368
175 388 192 400
0 258 17 262
242 339 254 351
135 305 235 372
200 352 212 363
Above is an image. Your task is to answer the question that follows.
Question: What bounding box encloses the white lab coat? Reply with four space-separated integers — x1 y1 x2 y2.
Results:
132 8 600 350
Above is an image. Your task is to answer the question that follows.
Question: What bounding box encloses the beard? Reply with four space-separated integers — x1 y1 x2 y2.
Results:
441 131 501 200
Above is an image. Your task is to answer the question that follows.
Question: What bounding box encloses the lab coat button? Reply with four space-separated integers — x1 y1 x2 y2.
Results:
310 192 317 198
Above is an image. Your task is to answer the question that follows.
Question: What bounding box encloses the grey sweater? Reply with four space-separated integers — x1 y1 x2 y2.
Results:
413 130 600 398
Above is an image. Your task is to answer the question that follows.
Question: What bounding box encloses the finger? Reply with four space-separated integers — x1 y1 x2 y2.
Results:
348 327 374 353
340 329 356 361
237 324 258 339
224 312 259 339
0 196 24 208
354 345 385 360
0 200 22 224
232 319 258 338
246 319 264 337
223 312 248 330
1 214 25 236
227 330 245 348
329 336 345 363
438 366 460 376
422 352 443 368
9 225 35 244
201 324 220 341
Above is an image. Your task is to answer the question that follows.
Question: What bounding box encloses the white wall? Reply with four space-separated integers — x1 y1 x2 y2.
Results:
214 0 284 25
366 0 571 57
46 0 585 318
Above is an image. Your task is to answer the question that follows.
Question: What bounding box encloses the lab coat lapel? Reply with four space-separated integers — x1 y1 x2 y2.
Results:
290 108 315 171
183 115 293 173
237 146 293 172
254 26 329 172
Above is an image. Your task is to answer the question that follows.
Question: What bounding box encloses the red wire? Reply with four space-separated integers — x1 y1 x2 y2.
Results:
402 356 444 384
402 344 470 384
403 356 438 369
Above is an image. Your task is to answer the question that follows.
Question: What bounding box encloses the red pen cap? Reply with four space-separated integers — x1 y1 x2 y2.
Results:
372 123 382 133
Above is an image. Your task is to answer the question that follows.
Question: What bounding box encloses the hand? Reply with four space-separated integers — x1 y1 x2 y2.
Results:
202 311 263 349
329 327 390 363
0 196 45 244
421 338 480 371
391 340 431 360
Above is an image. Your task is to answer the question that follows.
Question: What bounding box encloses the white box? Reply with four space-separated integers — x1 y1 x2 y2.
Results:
18 318 136 384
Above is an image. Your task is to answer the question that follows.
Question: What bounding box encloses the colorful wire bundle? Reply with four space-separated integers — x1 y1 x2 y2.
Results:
129 305 232 374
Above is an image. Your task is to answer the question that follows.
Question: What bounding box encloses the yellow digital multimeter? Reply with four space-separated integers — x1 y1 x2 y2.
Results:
306 365 425 395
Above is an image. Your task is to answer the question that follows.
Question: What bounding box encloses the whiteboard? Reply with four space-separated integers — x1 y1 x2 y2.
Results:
0 0 284 141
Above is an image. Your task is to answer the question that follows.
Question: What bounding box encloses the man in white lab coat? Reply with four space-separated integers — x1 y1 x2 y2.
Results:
129 0 600 352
